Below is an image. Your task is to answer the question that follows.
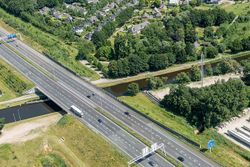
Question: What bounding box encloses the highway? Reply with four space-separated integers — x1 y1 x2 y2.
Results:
0 28 220 167
0 38 173 167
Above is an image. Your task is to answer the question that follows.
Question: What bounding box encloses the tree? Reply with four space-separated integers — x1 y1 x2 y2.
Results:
92 31 107 48
206 45 218 58
95 46 112 60
149 54 169 71
128 55 148 75
241 59 250 85
175 72 191 84
147 77 164 90
215 59 240 75
114 35 129 59
127 83 139 96
174 42 188 63
190 65 201 81
228 38 243 53
241 37 250 51
0 118 4 134
162 79 249 129
204 26 214 39
205 64 213 76
153 0 161 8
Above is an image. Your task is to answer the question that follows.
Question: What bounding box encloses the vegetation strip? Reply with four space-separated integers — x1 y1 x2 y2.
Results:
97 51 250 88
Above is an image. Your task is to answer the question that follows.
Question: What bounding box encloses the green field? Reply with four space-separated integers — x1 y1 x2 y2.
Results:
0 59 34 102
119 93 250 167
0 115 127 167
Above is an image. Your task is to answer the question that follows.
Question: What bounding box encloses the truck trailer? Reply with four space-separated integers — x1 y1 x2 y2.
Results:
70 105 84 117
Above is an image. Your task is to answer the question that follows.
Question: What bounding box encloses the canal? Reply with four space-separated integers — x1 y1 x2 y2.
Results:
0 101 63 124
106 54 250 96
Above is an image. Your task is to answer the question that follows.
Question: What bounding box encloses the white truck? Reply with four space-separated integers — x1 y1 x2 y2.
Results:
70 105 84 117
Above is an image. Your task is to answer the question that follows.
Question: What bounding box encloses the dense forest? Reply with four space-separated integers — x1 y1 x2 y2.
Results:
106 7 240 78
161 79 249 130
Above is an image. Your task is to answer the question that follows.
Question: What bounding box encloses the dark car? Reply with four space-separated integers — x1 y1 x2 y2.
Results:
98 119 102 123
148 161 155 166
87 95 91 98
177 156 184 162
124 111 130 116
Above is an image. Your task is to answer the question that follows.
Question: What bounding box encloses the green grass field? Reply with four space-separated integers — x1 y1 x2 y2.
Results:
0 115 127 167
0 59 34 102
221 3 250 41
119 93 250 167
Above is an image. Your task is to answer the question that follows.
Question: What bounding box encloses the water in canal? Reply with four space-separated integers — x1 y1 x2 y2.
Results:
0 101 63 124
106 55 250 96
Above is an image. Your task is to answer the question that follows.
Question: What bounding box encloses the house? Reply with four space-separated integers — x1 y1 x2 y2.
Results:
169 0 192 5
133 0 139 4
39 7 50 15
152 7 162 18
141 13 153 19
52 10 73 22
65 3 87 15
103 2 117 13
130 21 150 34
116 0 123 4
85 32 93 40
89 16 98 24
97 11 107 18
87 0 99 4
169 0 180 5
205 0 220 4
73 26 84 34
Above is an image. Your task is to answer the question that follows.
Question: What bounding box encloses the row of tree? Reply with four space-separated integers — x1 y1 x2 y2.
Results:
175 59 241 84
161 79 249 130
241 58 250 85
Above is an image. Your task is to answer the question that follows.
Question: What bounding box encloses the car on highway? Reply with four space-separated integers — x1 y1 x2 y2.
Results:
98 118 103 123
177 156 184 162
148 161 157 166
124 111 130 116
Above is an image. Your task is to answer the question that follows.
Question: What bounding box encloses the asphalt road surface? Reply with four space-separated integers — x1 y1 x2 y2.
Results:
0 40 173 167
0 28 220 167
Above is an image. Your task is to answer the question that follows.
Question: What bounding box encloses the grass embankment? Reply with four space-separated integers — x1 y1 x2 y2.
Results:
97 51 250 88
0 59 34 102
0 115 127 167
119 93 250 167
221 3 250 41
0 8 100 81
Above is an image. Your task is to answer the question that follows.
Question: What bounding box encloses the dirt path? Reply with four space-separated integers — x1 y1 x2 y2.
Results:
0 114 62 144
150 73 241 100
0 94 38 105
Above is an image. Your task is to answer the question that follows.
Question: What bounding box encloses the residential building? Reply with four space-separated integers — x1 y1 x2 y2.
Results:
130 21 150 34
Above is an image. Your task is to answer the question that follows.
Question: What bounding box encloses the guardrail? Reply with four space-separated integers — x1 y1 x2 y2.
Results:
43 51 201 149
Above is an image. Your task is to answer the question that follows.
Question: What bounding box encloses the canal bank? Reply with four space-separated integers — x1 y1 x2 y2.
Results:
101 51 250 96
0 100 63 124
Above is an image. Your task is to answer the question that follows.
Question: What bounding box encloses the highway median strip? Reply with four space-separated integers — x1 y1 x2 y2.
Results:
96 107 183 167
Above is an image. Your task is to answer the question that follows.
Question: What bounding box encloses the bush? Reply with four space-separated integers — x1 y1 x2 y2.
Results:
147 77 164 90
175 72 191 84
206 45 218 58
205 64 213 76
190 65 201 81
127 83 139 96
